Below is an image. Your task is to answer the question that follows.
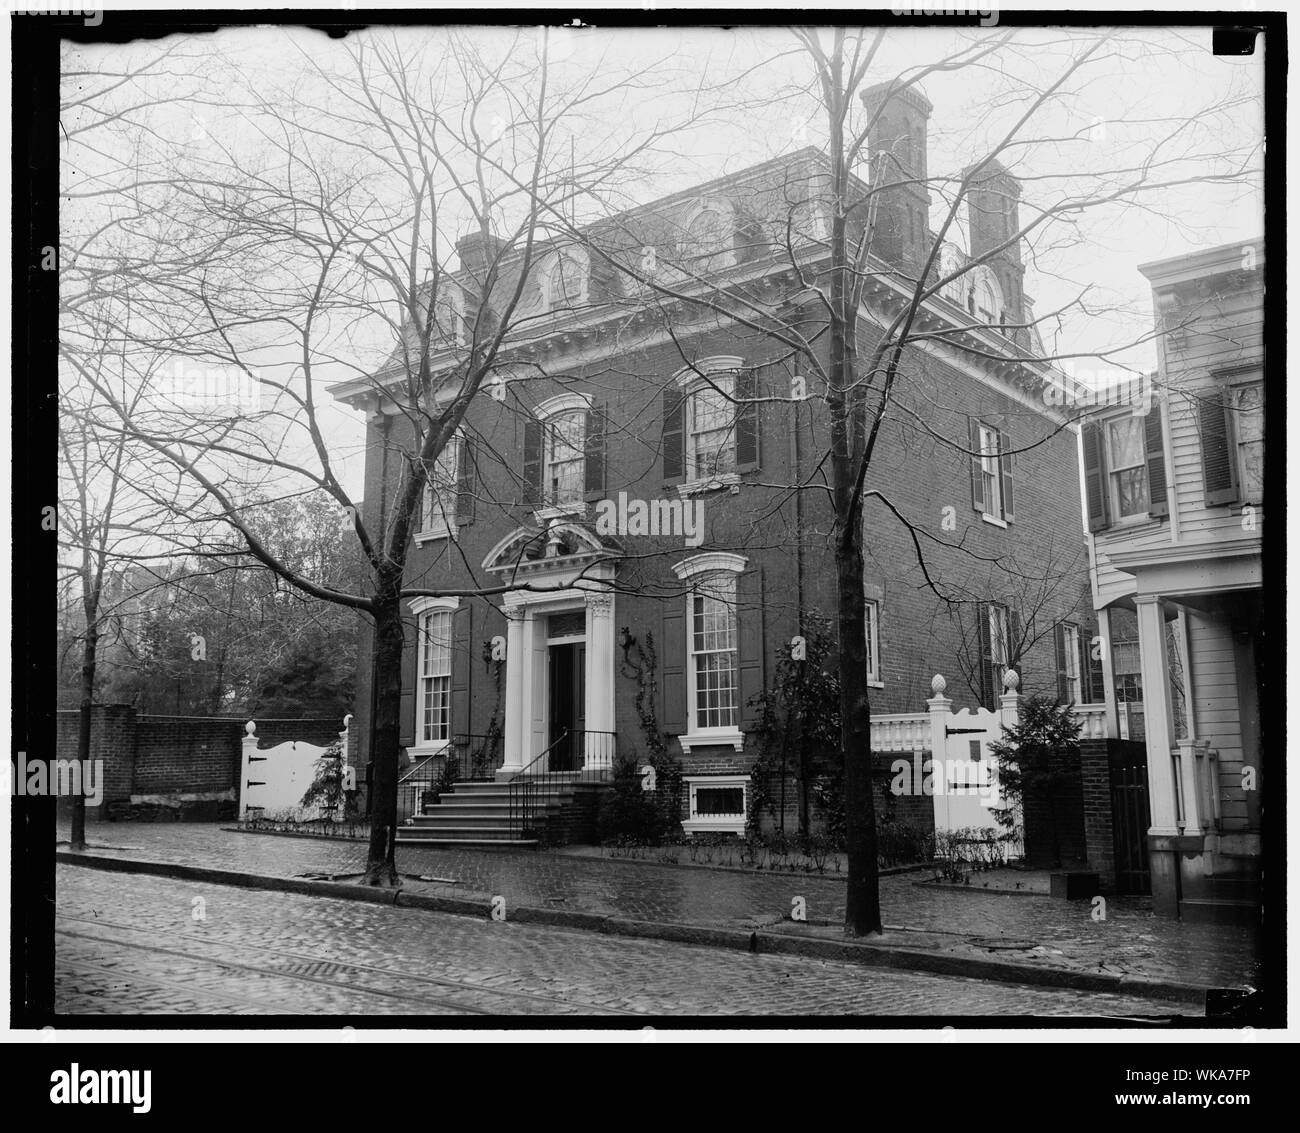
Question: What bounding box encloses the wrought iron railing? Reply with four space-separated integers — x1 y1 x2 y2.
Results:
451 728 505 781
507 729 617 841
397 751 442 822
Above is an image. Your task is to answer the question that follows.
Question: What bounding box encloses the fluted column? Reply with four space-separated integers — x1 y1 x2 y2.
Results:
500 606 527 776
584 591 616 773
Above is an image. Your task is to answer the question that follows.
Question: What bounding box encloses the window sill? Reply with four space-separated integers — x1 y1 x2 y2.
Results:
405 742 451 758
414 525 456 545
678 729 746 753
677 473 741 498
682 817 746 835
980 513 1008 529
534 502 588 522
867 679 884 690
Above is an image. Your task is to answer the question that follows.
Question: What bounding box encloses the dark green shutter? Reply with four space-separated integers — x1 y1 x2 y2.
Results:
737 567 765 727
450 605 472 743
398 607 417 748
663 388 685 483
1144 405 1169 517
584 405 606 499
522 418 543 505
977 602 995 709
735 370 760 472
455 437 475 524
1055 623 1069 703
999 428 1014 522
1081 422 1109 532
660 598 687 735
1200 391 1238 506
1008 608 1022 687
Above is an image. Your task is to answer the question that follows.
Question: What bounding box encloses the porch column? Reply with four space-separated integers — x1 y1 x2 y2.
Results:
584 591 616 772
500 606 527 776
1176 739 1204 837
1135 595 1179 835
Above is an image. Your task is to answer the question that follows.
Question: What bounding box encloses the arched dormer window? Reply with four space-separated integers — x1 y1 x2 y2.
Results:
681 200 737 274
539 247 589 312
970 266 1004 325
938 243 969 308
431 279 466 349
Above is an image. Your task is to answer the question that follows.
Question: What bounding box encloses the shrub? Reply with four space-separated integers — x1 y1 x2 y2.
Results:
596 754 666 843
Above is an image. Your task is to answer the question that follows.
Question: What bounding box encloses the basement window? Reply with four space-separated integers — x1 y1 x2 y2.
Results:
683 775 749 835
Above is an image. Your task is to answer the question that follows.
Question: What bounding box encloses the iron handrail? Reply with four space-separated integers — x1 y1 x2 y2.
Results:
507 729 617 842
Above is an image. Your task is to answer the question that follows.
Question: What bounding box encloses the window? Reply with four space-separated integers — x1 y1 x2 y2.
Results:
864 599 882 686
1060 622 1082 703
417 608 453 747
687 372 738 480
548 254 584 307
1230 383 1264 504
690 573 739 731
1105 415 1149 519
977 423 1004 521
420 433 464 537
683 775 749 834
686 207 734 273
987 602 1010 698
544 409 586 507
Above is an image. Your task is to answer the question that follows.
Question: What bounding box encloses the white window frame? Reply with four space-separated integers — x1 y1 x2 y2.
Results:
988 602 1010 694
1062 622 1082 704
864 598 883 688
1227 378 1264 506
685 372 739 484
416 432 464 543
410 597 459 754
977 422 1006 525
671 552 747 752
682 775 749 834
533 393 592 520
540 247 589 312
1103 412 1151 524
681 199 738 274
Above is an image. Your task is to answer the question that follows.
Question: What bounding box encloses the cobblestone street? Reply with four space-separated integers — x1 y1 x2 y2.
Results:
60 822 1260 992
55 866 1199 1018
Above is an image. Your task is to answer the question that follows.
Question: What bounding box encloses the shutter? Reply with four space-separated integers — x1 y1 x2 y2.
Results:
969 418 985 513
662 388 685 483
1081 422 1109 532
737 567 765 727
1200 391 1238 506
976 601 995 709
455 437 475 524
450 605 472 746
735 369 761 472
999 428 1014 523
660 597 687 736
398 608 417 748
522 418 543 506
584 405 606 499
1008 608 1022 687
1055 623 1069 703
1143 404 1169 517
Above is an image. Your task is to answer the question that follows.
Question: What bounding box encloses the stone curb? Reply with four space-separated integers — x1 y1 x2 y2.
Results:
55 851 1207 1006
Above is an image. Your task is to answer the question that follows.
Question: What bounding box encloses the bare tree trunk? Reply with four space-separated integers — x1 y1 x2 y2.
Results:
363 586 403 886
71 594 99 851
838 514 882 935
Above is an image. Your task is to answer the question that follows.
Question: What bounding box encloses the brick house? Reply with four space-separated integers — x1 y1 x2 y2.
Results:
331 87 1102 845
1081 239 1264 921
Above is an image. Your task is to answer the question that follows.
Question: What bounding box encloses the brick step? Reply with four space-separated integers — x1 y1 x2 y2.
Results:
410 813 544 828
399 825 523 840
395 836 539 848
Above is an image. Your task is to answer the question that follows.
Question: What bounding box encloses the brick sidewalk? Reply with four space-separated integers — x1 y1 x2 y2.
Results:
59 821 1260 992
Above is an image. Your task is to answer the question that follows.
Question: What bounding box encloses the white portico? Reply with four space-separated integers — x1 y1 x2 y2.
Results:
483 523 620 777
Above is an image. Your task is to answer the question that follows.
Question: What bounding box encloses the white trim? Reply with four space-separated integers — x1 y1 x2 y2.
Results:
409 595 461 616
678 729 746 754
671 551 747 581
980 513 1008 529
682 774 750 833
671 355 745 389
677 473 741 498
535 392 593 419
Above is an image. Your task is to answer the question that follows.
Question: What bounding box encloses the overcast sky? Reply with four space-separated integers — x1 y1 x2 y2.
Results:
64 21 1266 503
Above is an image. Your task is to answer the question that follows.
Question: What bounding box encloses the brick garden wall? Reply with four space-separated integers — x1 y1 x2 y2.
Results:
54 708 347 819
1079 738 1116 888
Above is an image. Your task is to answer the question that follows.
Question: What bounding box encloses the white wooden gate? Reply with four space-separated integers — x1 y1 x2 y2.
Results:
238 720 345 820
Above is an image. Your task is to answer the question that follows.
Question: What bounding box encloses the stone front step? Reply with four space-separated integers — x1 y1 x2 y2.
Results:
395 835 539 848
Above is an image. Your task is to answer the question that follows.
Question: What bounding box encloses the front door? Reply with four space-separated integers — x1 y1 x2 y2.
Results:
547 641 586 770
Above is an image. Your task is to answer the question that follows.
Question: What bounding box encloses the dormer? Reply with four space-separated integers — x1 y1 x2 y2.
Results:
538 245 590 312
679 198 739 274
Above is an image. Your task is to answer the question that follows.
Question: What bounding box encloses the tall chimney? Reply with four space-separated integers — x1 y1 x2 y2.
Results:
860 81 933 276
964 158 1025 333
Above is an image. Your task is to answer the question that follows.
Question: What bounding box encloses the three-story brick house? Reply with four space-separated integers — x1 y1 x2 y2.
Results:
332 91 1100 844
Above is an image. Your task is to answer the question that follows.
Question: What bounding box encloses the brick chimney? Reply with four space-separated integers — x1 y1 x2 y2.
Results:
860 81 933 275
456 229 506 282
963 158 1025 331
